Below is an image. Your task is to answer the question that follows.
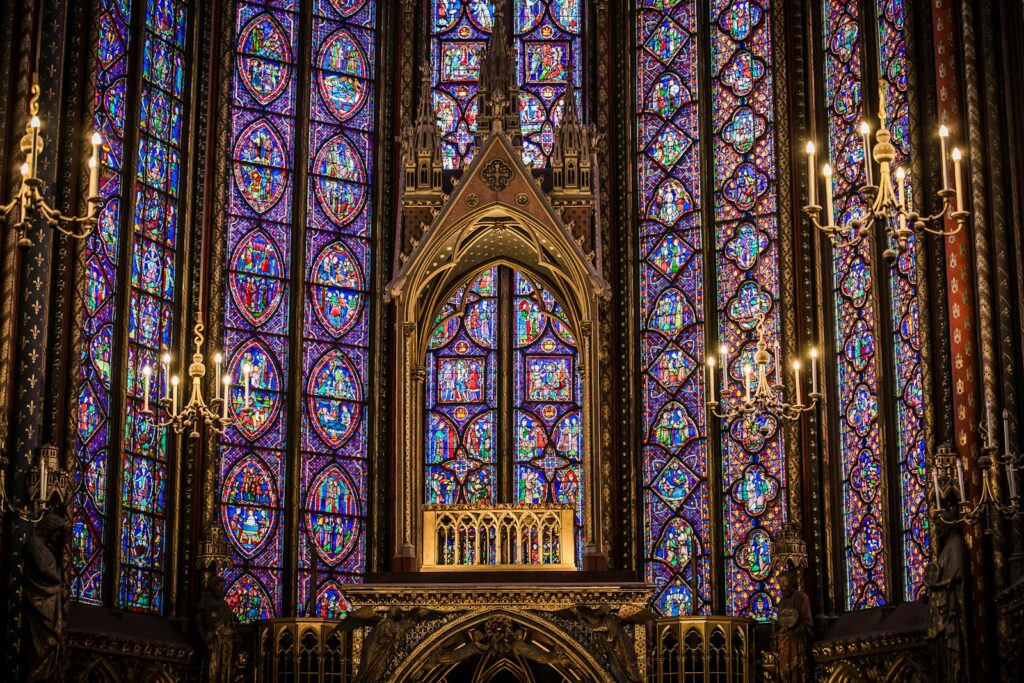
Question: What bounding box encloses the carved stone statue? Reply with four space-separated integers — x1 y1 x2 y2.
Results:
554 605 654 683
196 574 238 683
25 512 67 681
336 606 442 683
418 616 574 674
926 524 969 683
775 570 813 683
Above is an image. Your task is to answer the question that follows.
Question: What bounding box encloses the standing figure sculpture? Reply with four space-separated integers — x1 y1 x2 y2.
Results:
925 523 969 683
24 513 67 681
335 606 442 683
196 574 239 683
775 570 812 683
554 605 655 683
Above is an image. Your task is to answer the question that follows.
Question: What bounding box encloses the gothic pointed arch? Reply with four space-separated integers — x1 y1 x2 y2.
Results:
389 91 607 568
390 609 615 682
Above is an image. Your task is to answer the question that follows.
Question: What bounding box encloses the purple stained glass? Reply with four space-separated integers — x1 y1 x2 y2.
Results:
876 0 927 601
712 0 782 622
512 272 583 563
117 0 190 614
637 0 711 617
431 0 494 169
823 0 889 609
221 0 300 622
72 0 133 606
297 0 376 619
425 268 498 506
514 0 583 167
712 0 786 621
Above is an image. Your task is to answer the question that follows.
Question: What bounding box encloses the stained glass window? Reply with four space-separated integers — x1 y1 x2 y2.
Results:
431 0 495 169
637 0 711 617
71 0 134 606
513 0 583 167
72 0 190 613
876 0 928 602
430 0 583 169
512 271 583 558
221 0 377 622
711 0 786 621
221 0 299 621
119 0 189 613
426 269 499 505
637 0 786 620
822 0 888 610
424 267 584 560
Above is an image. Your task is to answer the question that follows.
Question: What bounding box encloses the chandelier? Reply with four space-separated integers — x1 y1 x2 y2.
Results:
802 86 969 261
0 80 104 246
930 407 1023 525
706 313 821 425
142 315 252 439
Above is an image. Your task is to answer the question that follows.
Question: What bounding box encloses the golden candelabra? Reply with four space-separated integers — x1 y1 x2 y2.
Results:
706 312 821 426
142 316 252 439
0 81 105 246
803 86 970 261
931 409 1023 526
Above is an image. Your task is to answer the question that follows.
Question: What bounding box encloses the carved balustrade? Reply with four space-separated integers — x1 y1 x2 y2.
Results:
421 504 576 570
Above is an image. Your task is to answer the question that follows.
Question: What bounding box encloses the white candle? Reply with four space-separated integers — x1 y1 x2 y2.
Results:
171 375 180 414
19 163 29 224
743 364 752 401
719 345 729 390
860 121 873 186
774 339 782 386
933 467 943 511
88 156 99 200
222 374 232 419
1004 409 1012 456
938 125 950 190
987 402 995 449
792 360 802 407
243 363 252 405
39 453 47 502
956 459 966 499
952 147 964 212
214 352 223 393
822 164 835 227
895 166 907 233
30 115 40 178
142 365 152 413
706 357 716 403
805 141 816 205
89 132 101 197
810 347 819 395
162 352 171 399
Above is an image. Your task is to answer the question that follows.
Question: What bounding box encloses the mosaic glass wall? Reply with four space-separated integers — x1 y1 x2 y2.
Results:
119 0 189 613
425 269 499 506
513 0 583 167
72 0 189 613
221 0 377 622
822 0 888 609
876 0 928 601
297 0 377 619
512 271 584 558
636 0 712 617
710 0 786 620
430 0 495 169
221 0 300 621
424 268 583 560
430 0 582 169
71 0 134 606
